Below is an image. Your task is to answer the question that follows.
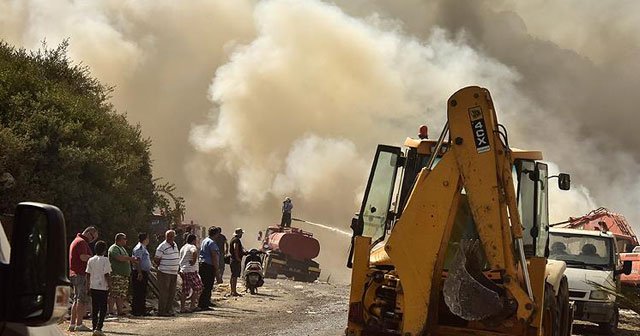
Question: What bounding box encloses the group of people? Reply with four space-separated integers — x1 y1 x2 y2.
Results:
68 227 141 334
67 224 248 335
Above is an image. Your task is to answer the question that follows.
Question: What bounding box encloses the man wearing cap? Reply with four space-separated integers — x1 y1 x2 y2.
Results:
229 228 246 297
198 227 220 310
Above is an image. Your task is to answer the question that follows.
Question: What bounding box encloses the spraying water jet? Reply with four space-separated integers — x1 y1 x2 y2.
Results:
292 217 351 237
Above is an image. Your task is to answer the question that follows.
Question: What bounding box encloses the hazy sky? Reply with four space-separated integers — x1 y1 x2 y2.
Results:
3 0 639 280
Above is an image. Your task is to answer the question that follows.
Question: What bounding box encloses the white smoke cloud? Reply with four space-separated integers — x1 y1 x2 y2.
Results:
547 162 597 223
492 1 640 64
189 0 527 213
272 135 365 199
2 0 144 85
3 0 640 281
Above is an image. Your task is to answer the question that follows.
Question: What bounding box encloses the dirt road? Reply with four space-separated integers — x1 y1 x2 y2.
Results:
57 278 640 336
572 309 640 336
58 278 348 336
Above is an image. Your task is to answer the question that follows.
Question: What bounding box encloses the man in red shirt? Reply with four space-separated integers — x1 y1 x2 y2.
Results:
68 226 98 332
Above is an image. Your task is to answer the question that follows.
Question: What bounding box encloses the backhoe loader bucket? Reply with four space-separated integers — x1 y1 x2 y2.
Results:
443 240 504 321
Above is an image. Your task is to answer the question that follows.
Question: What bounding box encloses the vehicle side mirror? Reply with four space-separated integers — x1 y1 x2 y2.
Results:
7 202 69 325
618 260 633 276
558 173 571 191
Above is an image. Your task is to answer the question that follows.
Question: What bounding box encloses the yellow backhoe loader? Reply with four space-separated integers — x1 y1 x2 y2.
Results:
346 86 573 336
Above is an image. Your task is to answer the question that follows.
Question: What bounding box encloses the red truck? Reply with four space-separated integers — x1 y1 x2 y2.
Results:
562 207 640 286
260 226 321 282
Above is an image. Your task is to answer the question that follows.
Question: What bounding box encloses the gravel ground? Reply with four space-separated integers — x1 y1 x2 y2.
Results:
57 277 640 336
572 309 640 336
57 277 349 336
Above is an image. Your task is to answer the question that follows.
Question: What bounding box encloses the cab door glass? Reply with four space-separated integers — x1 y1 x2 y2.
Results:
535 163 549 257
359 145 401 244
516 160 536 255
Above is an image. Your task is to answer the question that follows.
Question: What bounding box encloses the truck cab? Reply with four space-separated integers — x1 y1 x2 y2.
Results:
549 227 632 334
0 203 69 336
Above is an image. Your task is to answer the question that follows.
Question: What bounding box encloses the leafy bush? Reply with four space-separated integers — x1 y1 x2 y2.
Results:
0 40 159 243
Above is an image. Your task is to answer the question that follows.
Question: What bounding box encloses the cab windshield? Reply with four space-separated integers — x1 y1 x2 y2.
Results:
549 233 614 270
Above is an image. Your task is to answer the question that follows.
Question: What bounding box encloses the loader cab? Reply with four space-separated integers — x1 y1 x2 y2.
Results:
348 134 571 266
346 88 577 336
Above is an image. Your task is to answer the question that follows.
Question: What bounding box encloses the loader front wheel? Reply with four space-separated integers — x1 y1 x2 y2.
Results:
556 278 572 336
542 283 560 336
598 306 619 335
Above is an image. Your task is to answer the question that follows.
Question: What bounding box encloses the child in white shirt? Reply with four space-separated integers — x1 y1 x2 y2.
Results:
86 241 112 336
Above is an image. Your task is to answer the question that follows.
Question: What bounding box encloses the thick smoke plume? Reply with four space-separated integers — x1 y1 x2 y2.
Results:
3 0 640 281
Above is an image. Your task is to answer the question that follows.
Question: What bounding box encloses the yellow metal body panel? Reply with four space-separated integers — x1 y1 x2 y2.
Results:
447 87 533 322
528 257 547 334
382 87 540 334
347 236 372 334
447 88 509 270
403 138 542 161
370 243 391 266
385 153 462 335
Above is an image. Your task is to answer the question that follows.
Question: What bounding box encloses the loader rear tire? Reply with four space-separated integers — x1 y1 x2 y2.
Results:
556 277 572 336
542 283 560 336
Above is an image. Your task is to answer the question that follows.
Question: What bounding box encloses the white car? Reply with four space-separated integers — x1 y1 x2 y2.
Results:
549 227 632 335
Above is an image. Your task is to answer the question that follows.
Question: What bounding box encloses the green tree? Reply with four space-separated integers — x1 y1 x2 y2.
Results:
0 40 170 245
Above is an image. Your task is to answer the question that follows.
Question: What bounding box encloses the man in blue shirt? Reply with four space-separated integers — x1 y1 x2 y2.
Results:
131 233 151 316
198 227 220 310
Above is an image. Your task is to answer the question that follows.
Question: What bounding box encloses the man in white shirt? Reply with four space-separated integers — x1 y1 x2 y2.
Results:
179 234 202 313
154 230 179 316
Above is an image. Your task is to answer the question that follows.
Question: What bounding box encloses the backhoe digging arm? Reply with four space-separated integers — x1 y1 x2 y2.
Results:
385 86 534 335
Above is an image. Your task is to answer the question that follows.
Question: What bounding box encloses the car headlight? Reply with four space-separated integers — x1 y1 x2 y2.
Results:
589 290 609 300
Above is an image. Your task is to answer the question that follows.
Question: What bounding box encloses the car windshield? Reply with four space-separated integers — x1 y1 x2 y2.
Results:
549 232 613 270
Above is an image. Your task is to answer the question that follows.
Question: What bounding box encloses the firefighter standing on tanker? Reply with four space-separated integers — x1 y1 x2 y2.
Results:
281 197 293 227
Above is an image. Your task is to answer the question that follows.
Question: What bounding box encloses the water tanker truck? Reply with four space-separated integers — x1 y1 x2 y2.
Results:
260 225 321 282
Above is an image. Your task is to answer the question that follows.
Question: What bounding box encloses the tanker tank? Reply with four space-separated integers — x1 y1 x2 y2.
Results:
260 225 321 282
